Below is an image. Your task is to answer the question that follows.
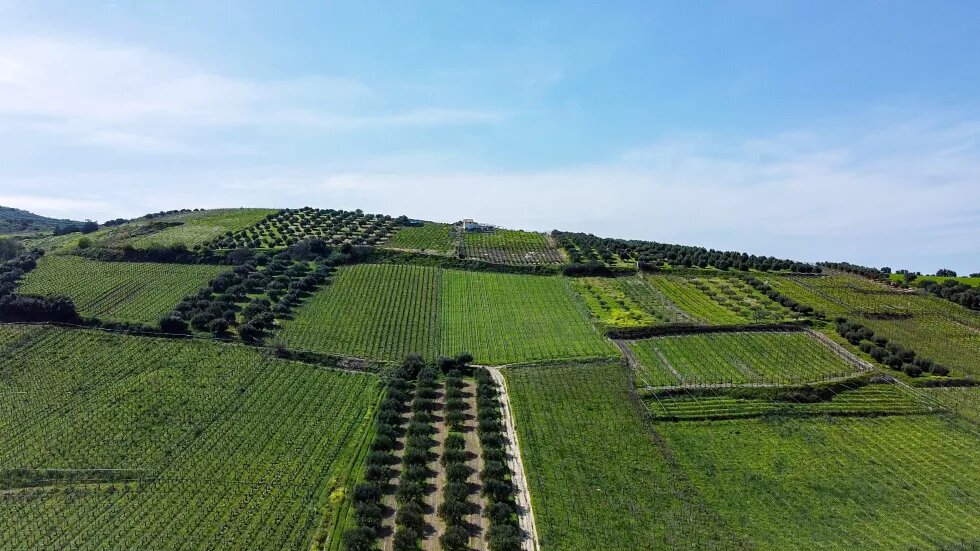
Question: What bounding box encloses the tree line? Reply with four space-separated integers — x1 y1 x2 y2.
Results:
554 231 820 273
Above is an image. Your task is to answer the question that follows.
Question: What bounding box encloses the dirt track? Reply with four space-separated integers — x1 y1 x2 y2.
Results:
487 367 540 551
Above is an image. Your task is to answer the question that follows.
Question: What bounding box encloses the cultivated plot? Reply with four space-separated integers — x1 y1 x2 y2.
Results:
16 255 226 323
277 263 441 361
627 331 864 387
504 363 735 550
460 230 564 265
439 270 617 365
0 325 379 550
382 222 457 254
660 415 980 549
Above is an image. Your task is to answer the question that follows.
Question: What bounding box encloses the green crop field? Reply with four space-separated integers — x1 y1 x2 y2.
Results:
768 273 980 377
439 270 616 364
276 263 440 361
16 255 226 323
627 331 863 387
461 229 564 265
0 325 379 549
505 363 735 550
645 274 793 325
382 222 456 253
925 386 980 423
278 264 615 365
570 277 657 328
646 382 933 420
659 415 980 549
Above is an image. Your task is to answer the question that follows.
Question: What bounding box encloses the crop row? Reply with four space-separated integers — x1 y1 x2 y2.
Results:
0 325 379 549
628 331 862 388
658 415 980 548
460 230 564 266
17 255 225 324
278 264 617 365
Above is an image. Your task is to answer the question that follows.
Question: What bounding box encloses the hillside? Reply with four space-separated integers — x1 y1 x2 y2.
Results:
0 205 81 234
1 206 978 550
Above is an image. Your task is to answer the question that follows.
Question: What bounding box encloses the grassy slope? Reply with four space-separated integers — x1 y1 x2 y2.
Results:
889 274 980 287
647 275 748 325
505 363 737 550
128 208 276 248
628 331 862 387
277 263 440 361
17 255 226 323
0 325 379 549
659 415 980 549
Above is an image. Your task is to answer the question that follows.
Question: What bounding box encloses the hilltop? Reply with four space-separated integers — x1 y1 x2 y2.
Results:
0 205 82 235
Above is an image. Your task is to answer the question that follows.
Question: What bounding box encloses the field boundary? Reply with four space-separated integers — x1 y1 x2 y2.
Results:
487 367 541 551
606 320 811 339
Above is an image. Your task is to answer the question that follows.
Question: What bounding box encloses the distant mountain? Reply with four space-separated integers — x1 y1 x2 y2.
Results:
0 205 82 234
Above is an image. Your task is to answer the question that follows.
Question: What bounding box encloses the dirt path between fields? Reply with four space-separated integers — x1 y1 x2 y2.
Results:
421 389 448 551
463 379 490 550
486 367 540 551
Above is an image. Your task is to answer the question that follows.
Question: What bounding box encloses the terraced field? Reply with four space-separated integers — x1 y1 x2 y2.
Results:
646 382 932 421
0 325 379 549
439 270 616 364
276 263 440 361
627 331 862 387
16 255 226 323
382 222 457 253
659 415 980 549
768 273 980 377
461 229 563 265
505 363 734 550
646 274 793 325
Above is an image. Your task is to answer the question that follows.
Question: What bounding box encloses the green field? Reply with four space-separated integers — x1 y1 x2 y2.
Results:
924 386 980 423
17 255 226 323
768 274 980 377
570 277 657 329
646 382 932 420
278 264 615 365
382 222 457 253
628 331 864 387
461 229 563 265
646 274 793 325
659 415 980 549
277 263 440 361
505 363 735 550
0 325 379 549
439 270 616 364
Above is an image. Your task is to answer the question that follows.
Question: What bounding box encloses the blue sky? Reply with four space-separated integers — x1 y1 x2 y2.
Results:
1 1 979 273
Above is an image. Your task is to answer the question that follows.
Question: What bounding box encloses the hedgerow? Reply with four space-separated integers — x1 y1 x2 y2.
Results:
835 319 949 377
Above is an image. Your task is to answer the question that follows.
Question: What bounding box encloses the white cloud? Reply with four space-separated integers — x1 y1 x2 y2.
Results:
0 35 504 153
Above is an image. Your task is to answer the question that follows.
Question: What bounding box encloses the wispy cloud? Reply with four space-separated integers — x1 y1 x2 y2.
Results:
0 35 505 153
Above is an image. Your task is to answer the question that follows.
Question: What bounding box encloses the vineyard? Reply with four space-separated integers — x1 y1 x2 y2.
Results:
0 325 379 549
627 331 864 387
569 277 658 329
767 273 980 377
382 222 457 254
278 264 616 365
504 363 734 550
659 415 980 548
645 381 932 420
276 263 440 361
460 229 564 266
439 270 617 365
646 274 796 325
207 207 396 250
16 255 225 323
